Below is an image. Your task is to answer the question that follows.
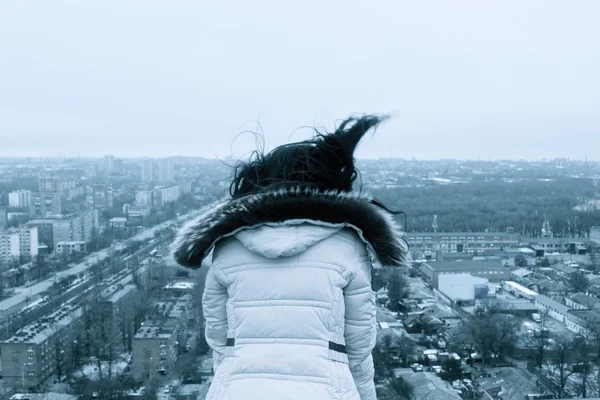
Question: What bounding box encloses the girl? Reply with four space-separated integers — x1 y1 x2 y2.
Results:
172 115 409 400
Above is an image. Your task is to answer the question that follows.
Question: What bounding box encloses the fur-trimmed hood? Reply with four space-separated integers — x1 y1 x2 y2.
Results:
171 187 410 269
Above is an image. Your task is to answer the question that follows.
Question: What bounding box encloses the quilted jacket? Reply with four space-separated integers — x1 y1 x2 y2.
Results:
172 187 410 400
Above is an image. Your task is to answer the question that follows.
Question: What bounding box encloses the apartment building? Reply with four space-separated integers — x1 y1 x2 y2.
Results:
0 304 83 389
91 184 114 210
8 190 32 208
26 210 98 253
158 158 174 183
0 231 20 266
132 298 191 381
30 192 61 218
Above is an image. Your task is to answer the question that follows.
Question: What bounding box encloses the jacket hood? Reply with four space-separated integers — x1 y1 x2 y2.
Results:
234 224 342 259
171 186 410 269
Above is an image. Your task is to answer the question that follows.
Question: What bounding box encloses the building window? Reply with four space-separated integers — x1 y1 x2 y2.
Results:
28 354 34 360
28 346 34 352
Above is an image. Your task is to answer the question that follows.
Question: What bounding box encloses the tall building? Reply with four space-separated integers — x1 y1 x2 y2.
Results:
38 177 62 193
104 154 115 171
141 158 154 183
0 231 20 265
158 158 174 183
8 190 32 208
30 192 62 218
15 226 38 259
92 184 114 210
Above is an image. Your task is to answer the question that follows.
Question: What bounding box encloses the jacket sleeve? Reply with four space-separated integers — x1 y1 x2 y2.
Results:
202 265 229 372
344 257 377 400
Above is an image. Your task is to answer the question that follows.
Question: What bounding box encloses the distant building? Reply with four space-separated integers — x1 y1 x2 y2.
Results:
92 184 114 210
26 209 98 253
524 237 589 256
420 260 512 287
141 158 154 183
56 241 87 254
0 304 83 389
109 217 127 229
132 298 190 381
8 190 32 208
0 207 7 228
406 232 520 257
30 192 61 218
158 158 174 183
0 231 20 265
104 154 115 171
13 226 38 259
590 226 600 246
135 190 153 207
38 177 62 193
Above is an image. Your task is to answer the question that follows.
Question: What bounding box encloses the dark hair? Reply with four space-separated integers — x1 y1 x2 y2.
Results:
229 114 389 199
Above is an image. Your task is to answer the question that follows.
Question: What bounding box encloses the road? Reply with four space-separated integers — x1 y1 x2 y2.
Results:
0 205 210 316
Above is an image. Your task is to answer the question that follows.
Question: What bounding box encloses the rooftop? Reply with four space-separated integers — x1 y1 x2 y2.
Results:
134 298 190 340
569 292 600 309
392 369 461 400
425 260 508 272
3 303 82 345
534 294 570 315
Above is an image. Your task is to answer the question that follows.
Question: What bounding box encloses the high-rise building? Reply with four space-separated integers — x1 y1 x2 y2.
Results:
8 190 32 208
158 158 174 183
92 184 114 210
142 158 154 183
30 192 62 218
104 154 115 171
15 226 38 259
38 177 62 193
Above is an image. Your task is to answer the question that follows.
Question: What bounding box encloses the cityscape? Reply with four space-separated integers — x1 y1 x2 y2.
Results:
0 157 600 399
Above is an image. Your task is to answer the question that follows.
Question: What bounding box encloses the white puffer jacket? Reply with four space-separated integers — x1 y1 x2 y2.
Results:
204 223 376 400
172 188 410 400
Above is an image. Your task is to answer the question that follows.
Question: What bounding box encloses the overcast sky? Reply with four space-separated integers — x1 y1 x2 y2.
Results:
1 1 598 160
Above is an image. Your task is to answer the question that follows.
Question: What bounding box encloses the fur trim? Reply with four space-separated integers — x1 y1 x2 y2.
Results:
171 187 410 269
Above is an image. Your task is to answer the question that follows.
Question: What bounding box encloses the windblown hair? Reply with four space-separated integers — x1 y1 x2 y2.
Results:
229 115 389 198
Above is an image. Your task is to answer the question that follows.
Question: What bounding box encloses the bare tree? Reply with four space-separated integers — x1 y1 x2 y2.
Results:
456 302 519 366
526 310 551 368
387 270 409 311
544 336 577 399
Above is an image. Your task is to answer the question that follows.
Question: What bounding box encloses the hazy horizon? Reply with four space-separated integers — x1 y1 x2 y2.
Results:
1 1 599 160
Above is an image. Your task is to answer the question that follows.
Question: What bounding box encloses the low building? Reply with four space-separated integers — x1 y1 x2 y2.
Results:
421 260 511 287
437 273 490 306
511 268 533 281
406 232 520 257
109 217 128 229
392 369 462 400
56 241 86 254
534 295 570 323
0 304 83 389
566 309 600 334
0 230 20 266
566 293 600 311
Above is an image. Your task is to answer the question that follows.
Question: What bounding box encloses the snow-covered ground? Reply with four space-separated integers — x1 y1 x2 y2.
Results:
74 360 128 380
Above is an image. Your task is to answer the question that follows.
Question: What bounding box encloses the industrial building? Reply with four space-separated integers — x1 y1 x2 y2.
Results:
420 260 512 287
437 273 490 306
